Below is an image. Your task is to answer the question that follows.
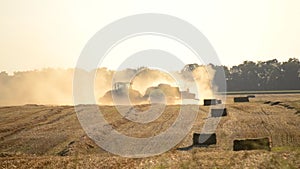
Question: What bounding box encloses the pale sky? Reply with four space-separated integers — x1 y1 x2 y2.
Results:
0 0 300 74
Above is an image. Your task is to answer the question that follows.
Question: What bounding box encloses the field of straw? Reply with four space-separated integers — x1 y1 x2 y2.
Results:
0 94 300 168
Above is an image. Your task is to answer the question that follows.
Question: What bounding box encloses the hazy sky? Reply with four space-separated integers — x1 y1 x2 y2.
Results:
1 0 300 73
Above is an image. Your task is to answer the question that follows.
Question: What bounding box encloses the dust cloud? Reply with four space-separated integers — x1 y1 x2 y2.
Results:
0 69 74 105
0 64 216 106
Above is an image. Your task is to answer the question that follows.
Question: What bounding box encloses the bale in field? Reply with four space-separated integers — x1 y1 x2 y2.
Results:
247 95 255 98
211 108 227 117
233 137 271 151
204 99 218 106
234 97 249 102
193 133 217 146
270 101 281 106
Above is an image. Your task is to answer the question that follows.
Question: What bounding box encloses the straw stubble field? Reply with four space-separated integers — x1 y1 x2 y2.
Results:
0 94 300 168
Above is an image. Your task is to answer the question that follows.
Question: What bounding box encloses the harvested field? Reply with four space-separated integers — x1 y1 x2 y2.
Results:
0 94 300 168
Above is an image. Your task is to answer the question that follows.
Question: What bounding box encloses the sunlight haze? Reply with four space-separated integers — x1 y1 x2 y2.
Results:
0 0 300 73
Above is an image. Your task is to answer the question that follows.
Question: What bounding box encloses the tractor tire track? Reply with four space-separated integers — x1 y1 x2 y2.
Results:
0 106 74 141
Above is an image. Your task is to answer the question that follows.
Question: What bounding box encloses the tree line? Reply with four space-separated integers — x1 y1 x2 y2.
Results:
212 58 300 91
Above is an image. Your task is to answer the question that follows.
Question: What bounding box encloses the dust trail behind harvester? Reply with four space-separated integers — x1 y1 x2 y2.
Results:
97 65 216 105
0 64 216 106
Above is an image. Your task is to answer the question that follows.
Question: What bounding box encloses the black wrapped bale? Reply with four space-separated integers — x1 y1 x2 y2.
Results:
233 137 271 151
234 97 249 102
247 95 255 98
204 99 218 106
270 101 281 106
211 108 227 117
217 100 222 104
193 133 217 146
